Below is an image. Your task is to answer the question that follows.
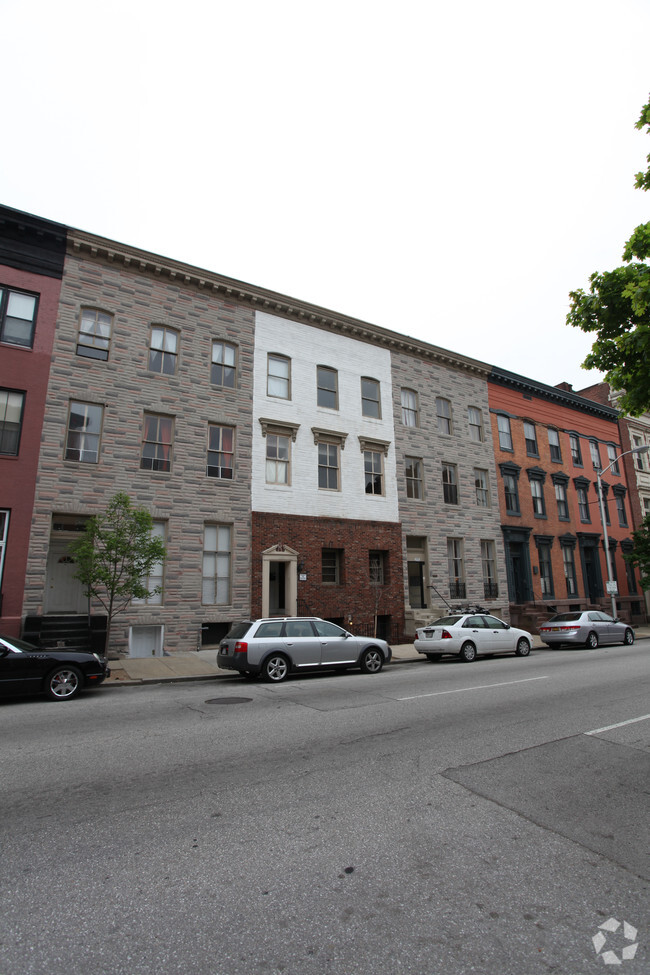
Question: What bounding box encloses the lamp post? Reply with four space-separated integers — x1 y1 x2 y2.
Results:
596 444 650 618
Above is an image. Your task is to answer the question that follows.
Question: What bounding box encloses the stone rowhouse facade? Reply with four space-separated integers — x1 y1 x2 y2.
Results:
0 208 66 637
487 369 643 626
23 229 255 654
390 348 508 629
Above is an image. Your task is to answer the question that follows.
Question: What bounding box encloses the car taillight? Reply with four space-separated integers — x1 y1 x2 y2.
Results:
560 626 581 631
441 629 452 639
234 641 248 653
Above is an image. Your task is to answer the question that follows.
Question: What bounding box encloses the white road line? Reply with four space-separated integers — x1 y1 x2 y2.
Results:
585 714 650 736
396 676 550 701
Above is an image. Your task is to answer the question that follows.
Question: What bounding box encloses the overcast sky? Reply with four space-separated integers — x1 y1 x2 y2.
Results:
2 0 649 390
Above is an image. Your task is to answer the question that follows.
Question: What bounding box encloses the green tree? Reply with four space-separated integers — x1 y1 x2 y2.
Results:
69 493 167 655
567 98 650 415
625 514 650 591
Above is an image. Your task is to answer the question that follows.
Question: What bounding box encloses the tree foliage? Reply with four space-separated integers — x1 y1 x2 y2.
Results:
69 493 166 654
624 514 650 591
567 98 650 415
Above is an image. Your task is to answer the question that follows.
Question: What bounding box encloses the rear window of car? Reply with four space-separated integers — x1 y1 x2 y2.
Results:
224 621 253 640
428 616 463 627
253 621 285 638
547 613 581 623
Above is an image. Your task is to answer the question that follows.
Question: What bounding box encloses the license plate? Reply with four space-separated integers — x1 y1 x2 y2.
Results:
220 646 229 655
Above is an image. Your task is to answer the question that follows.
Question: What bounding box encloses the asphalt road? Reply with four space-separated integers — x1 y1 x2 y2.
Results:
1 641 649 975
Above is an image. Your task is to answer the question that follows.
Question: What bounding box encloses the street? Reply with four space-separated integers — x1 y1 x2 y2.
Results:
1 642 649 975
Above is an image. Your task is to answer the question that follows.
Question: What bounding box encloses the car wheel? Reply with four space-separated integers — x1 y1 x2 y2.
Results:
459 642 476 663
426 654 442 662
360 647 384 674
585 631 599 649
262 653 290 683
515 638 531 657
623 628 635 646
46 665 83 701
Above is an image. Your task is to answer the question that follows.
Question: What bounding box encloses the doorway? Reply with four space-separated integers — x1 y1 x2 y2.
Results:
45 538 87 615
262 546 298 617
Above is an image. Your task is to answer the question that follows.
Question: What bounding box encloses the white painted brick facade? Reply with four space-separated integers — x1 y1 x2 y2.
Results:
252 312 399 522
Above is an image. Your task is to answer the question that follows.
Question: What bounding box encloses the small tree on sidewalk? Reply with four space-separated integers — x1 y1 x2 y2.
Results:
625 514 650 592
69 492 167 655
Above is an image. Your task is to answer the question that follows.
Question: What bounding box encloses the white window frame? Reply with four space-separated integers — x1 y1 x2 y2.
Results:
202 524 232 605
65 401 103 463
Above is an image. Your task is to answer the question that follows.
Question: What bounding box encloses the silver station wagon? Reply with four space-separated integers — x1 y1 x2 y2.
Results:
217 617 391 682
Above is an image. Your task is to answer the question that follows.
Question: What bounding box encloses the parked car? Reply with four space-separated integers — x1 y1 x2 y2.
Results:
414 613 533 662
217 617 391 682
0 634 110 701
538 611 635 649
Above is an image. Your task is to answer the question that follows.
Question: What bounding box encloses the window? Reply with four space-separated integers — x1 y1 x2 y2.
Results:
405 457 423 499
589 440 602 470
548 428 562 463
474 468 490 507
267 354 291 399
606 444 620 474
141 413 174 473
0 509 9 593
207 425 234 479
481 540 498 599
133 521 166 605
77 309 112 360
530 477 546 517
0 287 38 348
537 540 554 597
364 450 383 495
266 434 290 484
633 437 646 470
65 401 103 463
322 549 342 584
570 433 582 466
562 544 578 596
0 389 25 455
497 414 512 450
369 550 387 585
503 473 520 515
468 407 484 442
524 421 538 456
644 496 650 518
318 442 340 490
577 484 590 522
442 463 458 504
148 326 179 375
401 389 419 427
447 538 465 599
554 479 569 520
202 524 231 604
211 341 236 387
317 366 338 409
436 397 453 435
614 489 628 527
361 378 381 418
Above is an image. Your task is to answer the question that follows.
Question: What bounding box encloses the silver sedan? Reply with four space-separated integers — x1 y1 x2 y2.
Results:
539 611 635 649
414 613 533 663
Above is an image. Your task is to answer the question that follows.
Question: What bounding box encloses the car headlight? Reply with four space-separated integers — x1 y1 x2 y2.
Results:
92 653 105 666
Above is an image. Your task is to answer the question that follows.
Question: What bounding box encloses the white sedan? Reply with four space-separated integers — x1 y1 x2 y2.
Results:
414 613 533 663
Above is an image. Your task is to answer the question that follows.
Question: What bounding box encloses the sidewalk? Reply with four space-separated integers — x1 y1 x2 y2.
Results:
104 628 650 687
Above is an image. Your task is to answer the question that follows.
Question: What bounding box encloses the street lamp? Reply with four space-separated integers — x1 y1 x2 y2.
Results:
596 444 650 618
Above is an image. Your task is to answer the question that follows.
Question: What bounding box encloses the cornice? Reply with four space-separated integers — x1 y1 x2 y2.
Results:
66 228 492 380
489 367 621 420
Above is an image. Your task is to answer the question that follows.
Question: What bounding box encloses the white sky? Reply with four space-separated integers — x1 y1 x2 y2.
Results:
2 0 649 390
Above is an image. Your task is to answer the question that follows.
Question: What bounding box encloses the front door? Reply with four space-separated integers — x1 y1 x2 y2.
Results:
45 540 87 614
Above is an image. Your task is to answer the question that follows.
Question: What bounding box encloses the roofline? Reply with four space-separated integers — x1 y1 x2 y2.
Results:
489 366 620 420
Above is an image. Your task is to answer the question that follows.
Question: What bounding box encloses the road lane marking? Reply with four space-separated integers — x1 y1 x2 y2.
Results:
396 676 550 701
585 714 650 736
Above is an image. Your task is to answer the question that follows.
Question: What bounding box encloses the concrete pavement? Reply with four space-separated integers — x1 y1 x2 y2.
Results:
104 628 650 686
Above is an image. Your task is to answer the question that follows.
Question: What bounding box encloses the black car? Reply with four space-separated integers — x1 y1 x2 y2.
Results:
0 634 110 701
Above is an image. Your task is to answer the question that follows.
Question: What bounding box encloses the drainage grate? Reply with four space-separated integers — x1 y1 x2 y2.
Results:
204 697 253 705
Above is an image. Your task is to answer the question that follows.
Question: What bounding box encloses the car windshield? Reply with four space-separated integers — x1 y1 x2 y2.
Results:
0 635 34 653
547 613 582 623
427 616 464 627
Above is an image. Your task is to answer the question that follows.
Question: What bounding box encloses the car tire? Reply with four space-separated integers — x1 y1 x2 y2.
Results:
46 665 83 701
426 654 442 662
459 642 476 663
585 631 599 649
623 628 635 646
515 638 531 657
360 647 384 674
262 653 290 683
